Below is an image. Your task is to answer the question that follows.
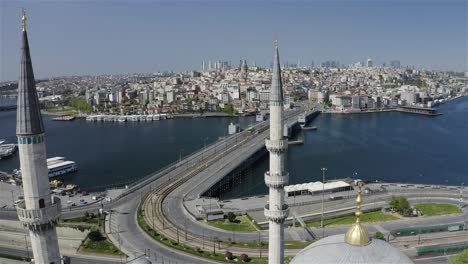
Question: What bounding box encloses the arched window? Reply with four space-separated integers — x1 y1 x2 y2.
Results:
39 199 45 208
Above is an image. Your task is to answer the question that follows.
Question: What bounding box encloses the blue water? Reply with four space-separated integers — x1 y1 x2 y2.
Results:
1 97 467 198
0 112 256 191
223 97 468 198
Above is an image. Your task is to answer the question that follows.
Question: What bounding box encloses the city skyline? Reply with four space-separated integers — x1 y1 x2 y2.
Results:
1 0 466 82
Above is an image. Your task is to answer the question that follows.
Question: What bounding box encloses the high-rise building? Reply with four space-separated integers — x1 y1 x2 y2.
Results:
264 40 289 264
390 60 401 68
366 57 373 68
15 10 62 263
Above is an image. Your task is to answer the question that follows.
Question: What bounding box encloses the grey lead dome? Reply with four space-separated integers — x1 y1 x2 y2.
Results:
291 234 414 264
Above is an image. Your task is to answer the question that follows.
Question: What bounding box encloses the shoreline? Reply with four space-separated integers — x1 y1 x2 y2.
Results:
321 94 466 116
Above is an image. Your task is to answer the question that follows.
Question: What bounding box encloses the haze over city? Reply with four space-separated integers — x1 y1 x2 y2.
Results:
1 0 467 81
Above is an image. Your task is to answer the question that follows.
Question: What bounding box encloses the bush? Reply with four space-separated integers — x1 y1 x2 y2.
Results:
373 232 385 240
227 212 236 223
225 251 234 260
240 253 250 262
88 229 104 242
196 247 203 253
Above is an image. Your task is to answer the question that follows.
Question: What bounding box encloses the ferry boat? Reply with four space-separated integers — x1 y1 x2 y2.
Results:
46 157 78 178
15 157 77 178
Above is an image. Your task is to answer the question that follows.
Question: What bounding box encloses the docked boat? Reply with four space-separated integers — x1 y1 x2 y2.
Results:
118 116 127 123
146 115 153 121
15 156 77 178
46 157 78 178
52 115 75 121
153 114 160 121
0 143 17 160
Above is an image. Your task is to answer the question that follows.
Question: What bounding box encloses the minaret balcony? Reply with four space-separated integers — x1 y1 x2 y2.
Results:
16 196 61 229
265 138 288 153
264 204 289 223
265 171 289 188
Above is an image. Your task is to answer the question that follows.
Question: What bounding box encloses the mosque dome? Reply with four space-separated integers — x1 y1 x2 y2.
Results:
290 234 413 264
291 183 413 264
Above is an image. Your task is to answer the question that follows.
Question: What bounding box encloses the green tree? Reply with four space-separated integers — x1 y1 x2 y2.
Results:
373 232 385 240
69 97 92 113
88 228 104 242
449 249 468 264
223 104 234 115
389 196 410 214
227 212 236 223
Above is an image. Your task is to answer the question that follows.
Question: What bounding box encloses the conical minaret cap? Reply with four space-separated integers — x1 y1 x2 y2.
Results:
16 9 45 136
344 182 370 246
270 40 284 102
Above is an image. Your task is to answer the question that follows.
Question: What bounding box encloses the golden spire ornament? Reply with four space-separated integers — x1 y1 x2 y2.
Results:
344 181 370 245
22 9 27 31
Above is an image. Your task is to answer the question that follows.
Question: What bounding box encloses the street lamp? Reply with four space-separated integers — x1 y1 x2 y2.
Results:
460 182 465 208
202 137 209 161
320 167 327 236
179 149 184 163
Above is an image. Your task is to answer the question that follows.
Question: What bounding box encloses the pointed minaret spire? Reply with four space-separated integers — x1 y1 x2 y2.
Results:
16 9 44 136
22 8 27 32
271 40 283 102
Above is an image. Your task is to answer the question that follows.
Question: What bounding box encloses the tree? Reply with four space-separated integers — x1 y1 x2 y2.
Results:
88 228 104 241
373 232 385 240
225 251 234 260
223 104 235 115
227 212 236 223
449 249 468 264
240 253 250 262
389 196 410 214
69 97 92 113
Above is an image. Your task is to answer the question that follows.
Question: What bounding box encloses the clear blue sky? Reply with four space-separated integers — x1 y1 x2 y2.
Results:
0 0 466 81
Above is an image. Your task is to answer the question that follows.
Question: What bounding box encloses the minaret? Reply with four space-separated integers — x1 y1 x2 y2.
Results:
15 10 62 263
264 40 289 264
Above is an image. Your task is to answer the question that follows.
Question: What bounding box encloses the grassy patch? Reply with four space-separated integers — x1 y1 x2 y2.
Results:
306 211 399 227
449 249 468 264
137 210 293 263
62 213 105 225
80 237 125 256
203 215 258 232
414 203 462 217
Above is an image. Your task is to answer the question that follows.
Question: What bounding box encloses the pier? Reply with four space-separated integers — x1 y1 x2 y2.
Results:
396 106 440 116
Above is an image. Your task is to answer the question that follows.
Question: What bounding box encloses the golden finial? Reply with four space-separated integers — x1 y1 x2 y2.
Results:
344 181 370 246
22 9 27 32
